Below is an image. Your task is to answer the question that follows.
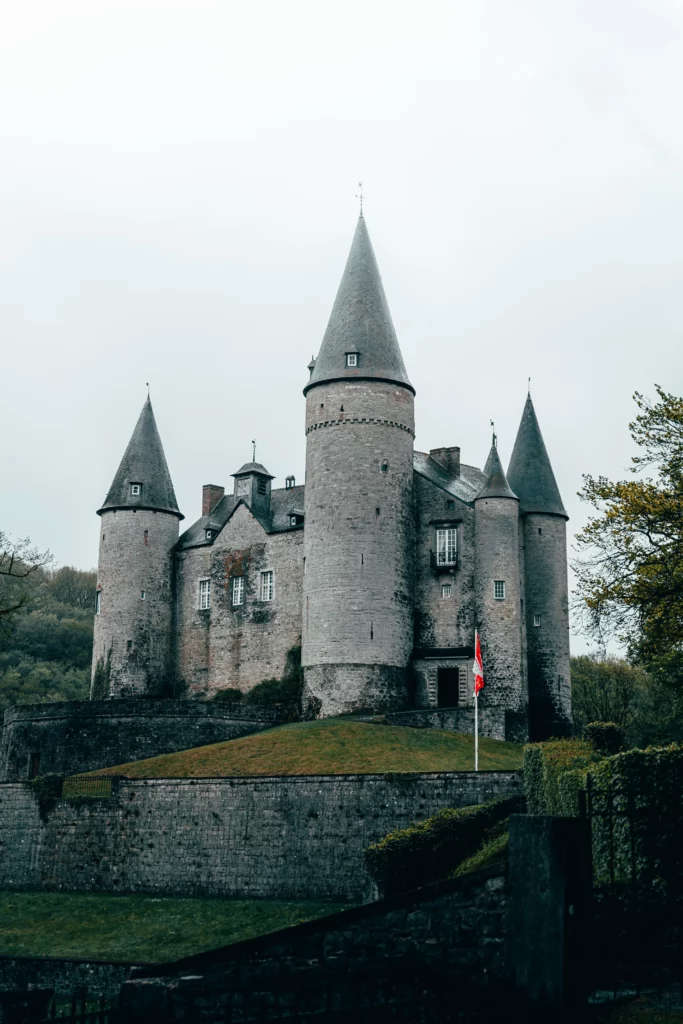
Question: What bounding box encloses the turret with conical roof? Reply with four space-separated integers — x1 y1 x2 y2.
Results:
508 395 571 739
91 397 182 699
302 215 415 716
474 436 527 730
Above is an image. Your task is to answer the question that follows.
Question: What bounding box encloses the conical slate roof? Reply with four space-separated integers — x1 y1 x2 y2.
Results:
507 396 567 518
98 397 183 518
304 215 414 395
476 442 518 501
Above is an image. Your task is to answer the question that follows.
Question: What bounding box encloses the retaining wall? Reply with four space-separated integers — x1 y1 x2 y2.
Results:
0 700 284 782
0 771 521 902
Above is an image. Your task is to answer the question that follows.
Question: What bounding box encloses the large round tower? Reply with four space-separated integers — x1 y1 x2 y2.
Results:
507 395 571 740
302 214 415 716
474 440 527 725
91 397 183 699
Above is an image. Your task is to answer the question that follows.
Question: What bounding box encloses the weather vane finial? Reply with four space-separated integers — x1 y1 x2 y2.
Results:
528 376 531 396
356 181 364 215
251 439 256 462
490 419 497 447
146 382 150 397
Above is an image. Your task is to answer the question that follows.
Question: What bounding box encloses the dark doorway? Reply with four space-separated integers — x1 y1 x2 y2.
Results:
28 752 41 780
437 668 460 708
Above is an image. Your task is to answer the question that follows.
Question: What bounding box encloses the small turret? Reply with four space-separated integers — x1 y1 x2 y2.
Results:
474 438 527 731
232 461 274 520
91 397 183 699
508 395 571 739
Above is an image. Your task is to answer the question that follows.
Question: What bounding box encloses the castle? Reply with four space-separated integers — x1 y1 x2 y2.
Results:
91 214 571 741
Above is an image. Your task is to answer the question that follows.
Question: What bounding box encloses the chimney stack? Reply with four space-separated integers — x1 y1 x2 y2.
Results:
202 484 225 517
429 447 461 477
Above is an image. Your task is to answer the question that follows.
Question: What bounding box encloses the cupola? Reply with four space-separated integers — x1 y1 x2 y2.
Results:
232 461 274 518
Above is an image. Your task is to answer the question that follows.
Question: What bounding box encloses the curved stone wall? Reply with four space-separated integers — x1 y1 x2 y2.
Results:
0 700 285 782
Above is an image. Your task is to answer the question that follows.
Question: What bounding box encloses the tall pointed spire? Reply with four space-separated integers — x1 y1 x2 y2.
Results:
98 397 183 518
304 215 414 395
476 438 518 501
507 396 567 518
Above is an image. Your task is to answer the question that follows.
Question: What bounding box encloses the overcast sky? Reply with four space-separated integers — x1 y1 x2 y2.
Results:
2 0 682 652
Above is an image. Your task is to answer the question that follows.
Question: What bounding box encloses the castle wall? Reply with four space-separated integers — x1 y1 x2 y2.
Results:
0 771 521 902
302 380 415 715
174 545 212 693
413 475 475 653
521 514 571 739
0 701 284 782
92 509 178 698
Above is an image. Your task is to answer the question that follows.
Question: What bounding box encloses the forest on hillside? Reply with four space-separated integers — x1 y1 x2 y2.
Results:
0 565 96 717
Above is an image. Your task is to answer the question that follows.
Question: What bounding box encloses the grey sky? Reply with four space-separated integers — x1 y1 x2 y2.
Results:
2 0 682 654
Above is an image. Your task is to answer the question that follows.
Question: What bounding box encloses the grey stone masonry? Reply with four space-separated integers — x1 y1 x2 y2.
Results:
0 772 521 902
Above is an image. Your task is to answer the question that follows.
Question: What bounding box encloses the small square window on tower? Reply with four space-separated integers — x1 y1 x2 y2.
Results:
198 579 211 610
494 580 506 600
346 352 358 367
533 614 542 627
260 570 274 602
130 483 142 497
140 590 146 600
441 583 452 599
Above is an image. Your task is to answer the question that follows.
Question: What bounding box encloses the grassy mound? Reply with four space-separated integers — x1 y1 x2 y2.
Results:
87 718 522 778
0 893 348 962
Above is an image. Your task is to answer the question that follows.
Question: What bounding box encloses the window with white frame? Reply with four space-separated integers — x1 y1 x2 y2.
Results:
346 353 358 367
95 590 101 614
198 579 211 610
533 614 542 627
140 590 146 601
260 570 274 602
441 583 452 599
232 576 244 606
130 483 142 496
436 527 457 566
494 580 506 600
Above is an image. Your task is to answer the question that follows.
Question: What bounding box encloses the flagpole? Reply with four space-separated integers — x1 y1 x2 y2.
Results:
474 689 479 772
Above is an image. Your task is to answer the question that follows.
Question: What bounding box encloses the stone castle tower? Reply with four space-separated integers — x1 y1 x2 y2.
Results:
301 214 415 716
90 214 572 740
91 397 183 698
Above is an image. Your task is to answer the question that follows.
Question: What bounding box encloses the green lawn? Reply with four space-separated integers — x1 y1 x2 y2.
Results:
87 718 522 778
0 892 349 962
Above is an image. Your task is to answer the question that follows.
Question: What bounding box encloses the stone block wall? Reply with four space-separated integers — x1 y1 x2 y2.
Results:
383 706 507 740
0 701 285 782
0 956 138 1000
0 771 521 902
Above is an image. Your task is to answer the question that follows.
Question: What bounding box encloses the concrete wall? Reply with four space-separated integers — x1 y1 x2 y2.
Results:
92 509 179 698
0 700 284 782
0 772 521 902
302 380 415 715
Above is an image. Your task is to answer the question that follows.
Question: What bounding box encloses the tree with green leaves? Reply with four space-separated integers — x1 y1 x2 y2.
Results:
0 533 52 623
575 386 683 666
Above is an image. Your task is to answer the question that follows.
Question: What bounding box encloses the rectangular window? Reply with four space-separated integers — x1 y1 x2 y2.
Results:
260 570 274 602
28 752 41 780
441 583 452 599
95 590 101 614
257 478 267 495
494 580 506 600
436 527 457 565
346 353 357 367
140 590 146 601
458 667 468 705
130 483 141 496
533 614 542 627
199 579 211 610
232 576 244 606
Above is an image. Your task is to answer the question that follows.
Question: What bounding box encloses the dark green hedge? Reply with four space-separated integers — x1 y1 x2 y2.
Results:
523 739 598 816
584 721 625 755
364 794 524 898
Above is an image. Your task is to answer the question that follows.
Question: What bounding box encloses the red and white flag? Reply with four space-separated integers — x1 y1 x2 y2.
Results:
473 630 485 696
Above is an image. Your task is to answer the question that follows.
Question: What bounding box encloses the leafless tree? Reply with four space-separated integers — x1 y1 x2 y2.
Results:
0 532 52 622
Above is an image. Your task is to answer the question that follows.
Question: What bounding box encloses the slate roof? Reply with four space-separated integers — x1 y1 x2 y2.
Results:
475 444 518 501
507 396 568 518
304 215 414 396
232 462 274 479
98 397 183 519
177 485 306 550
413 451 485 505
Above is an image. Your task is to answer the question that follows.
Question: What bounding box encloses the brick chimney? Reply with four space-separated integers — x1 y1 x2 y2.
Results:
429 447 461 477
202 485 225 517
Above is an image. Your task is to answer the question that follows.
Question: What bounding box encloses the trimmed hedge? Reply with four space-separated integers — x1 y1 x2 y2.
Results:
523 739 597 816
584 721 624 756
364 794 524 898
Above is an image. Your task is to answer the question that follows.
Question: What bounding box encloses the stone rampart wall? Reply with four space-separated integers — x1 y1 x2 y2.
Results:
0 771 521 902
0 700 285 782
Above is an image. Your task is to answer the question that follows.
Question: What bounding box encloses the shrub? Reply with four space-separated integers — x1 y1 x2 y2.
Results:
523 739 597 815
364 794 524 898
584 721 624 756
210 688 244 703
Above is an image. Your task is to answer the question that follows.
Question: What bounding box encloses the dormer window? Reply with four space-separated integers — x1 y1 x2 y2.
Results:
285 475 295 489
130 483 142 497
346 353 358 367
290 516 297 527
205 530 213 541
